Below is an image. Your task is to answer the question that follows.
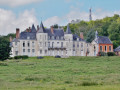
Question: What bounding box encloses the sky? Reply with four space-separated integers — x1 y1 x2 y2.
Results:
0 0 120 35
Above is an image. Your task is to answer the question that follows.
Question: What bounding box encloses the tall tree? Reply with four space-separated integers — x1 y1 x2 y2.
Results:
0 36 11 61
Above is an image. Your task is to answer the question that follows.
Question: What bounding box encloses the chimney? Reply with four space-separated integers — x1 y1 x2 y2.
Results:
26 28 29 32
51 26 54 34
9 36 12 42
37 25 39 32
80 32 84 39
16 28 20 39
29 27 31 32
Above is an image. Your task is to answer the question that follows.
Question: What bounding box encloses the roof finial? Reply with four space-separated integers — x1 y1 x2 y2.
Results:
89 8 92 21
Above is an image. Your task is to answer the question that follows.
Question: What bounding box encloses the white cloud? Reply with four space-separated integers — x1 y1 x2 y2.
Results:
0 0 43 7
0 8 38 35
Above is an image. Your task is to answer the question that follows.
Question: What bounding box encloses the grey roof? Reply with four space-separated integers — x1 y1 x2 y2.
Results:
65 24 72 34
31 24 36 33
95 36 112 44
73 34 85 41
44 28 64 37
37 22 45 33
20 32 36 40
12 38 20 42
114 46 120 52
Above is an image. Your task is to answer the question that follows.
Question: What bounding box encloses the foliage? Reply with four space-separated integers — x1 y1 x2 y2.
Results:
63 14 120 48
86 30 95 43
0 36 11 61
14 55 29 59
107 52 116 56
98 52 107 56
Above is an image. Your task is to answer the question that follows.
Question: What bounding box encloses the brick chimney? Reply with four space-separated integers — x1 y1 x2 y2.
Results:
37 25 39 32
51 26 54 34
9 36 12 42
29 27 31 32
26 28 29 32
80 32 84 39
16 28 20 39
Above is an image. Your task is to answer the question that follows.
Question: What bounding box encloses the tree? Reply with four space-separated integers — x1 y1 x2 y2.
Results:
53 24 59 28
0 36 11 61
86 30 95 43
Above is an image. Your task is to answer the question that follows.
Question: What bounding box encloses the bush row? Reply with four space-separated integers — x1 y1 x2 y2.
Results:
98 52 116 56
14 55 29 59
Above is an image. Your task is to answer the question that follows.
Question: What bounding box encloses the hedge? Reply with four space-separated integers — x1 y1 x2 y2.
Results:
14 55 29 59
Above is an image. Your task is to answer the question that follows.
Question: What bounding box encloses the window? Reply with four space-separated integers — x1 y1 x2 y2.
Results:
61 42 63 48
27 36 30 39
57 36 59 40
39 42 42 47
81 43 83 48
45 35 46 40
32 49 35 53
73 42 75 47
48 42 50 47
15 42 17 45
23 41 25 47
109 46 111 51
45 50 47 54
52 36 54 39
52 42 54 48
77 43 79 47
45 42 47 47
28 49 30 53
40 35 41 39
32 42 34 47
40 50 42 54
57 42 59 44
105 46 107 51
28 41 30 47
100 46 102 51
15 51 18 55
23 49 25 52
87 44 88 47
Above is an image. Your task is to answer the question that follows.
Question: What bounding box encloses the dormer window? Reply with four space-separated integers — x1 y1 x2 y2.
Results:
52 36 54 39
27 36 30 39
57 36 59 40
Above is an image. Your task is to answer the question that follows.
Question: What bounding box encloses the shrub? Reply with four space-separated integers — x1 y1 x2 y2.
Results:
14 55 28 59
0 62 8 66
98 52 107 56
107 52 116 56
81 81 98 86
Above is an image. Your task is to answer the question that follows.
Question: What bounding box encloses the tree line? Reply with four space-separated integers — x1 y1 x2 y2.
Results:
63 14 120 49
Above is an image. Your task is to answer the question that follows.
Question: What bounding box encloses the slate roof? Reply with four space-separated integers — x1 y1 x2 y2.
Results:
114 46 120 52
37 22 45 33
12 38 20 42
31 24 36 33
14 22 86 41
65 24 72 34
73 34 85 41
20 32 36 40
44 28 64 37
95 36 112 44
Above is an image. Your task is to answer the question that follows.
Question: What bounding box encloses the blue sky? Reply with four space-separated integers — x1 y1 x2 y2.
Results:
0 0 120 35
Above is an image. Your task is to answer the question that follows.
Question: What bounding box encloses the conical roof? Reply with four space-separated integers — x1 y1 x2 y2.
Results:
37 21 45 33
31 24 36 33
65 24 72 34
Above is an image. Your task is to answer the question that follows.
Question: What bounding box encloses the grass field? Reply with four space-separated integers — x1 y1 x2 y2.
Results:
0 56 120 90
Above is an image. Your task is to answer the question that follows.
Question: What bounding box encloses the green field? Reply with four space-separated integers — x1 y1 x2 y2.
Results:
0 56 120 90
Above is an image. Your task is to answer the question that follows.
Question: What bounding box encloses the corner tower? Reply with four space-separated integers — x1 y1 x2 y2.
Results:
64 24 73 56
36 22 48 56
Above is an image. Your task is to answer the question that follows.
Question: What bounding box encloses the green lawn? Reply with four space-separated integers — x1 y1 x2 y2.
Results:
0 56 120 90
